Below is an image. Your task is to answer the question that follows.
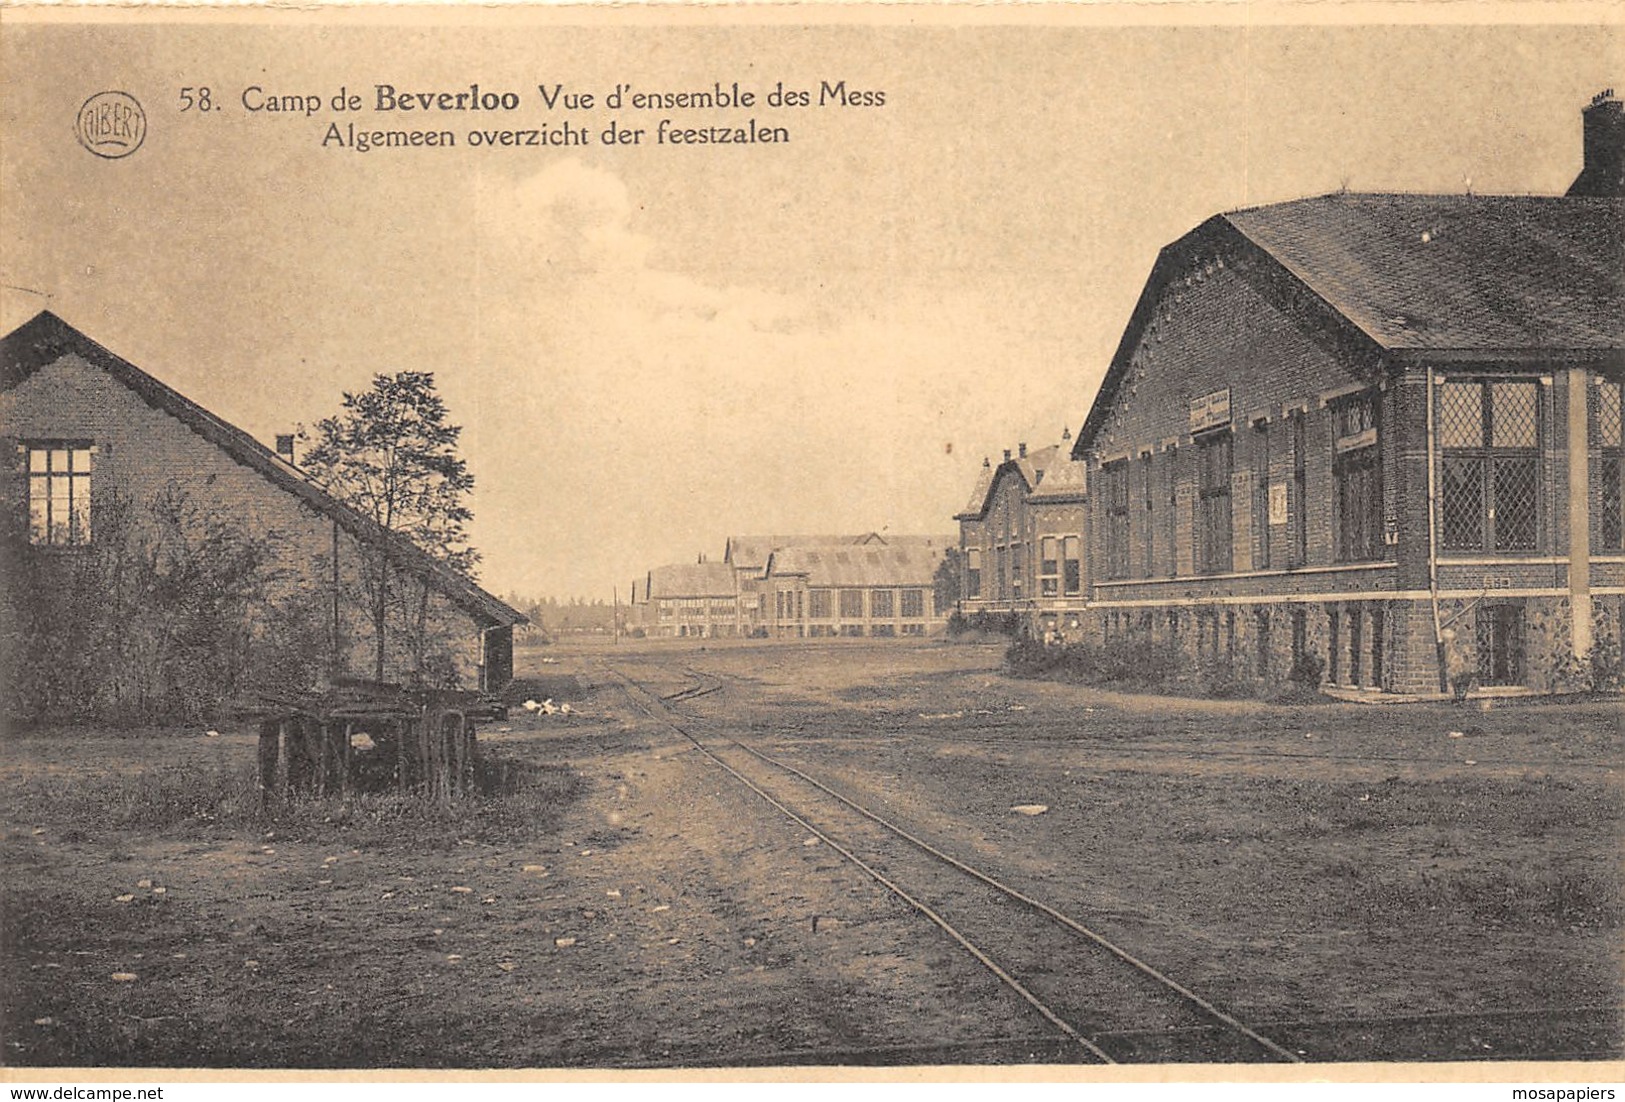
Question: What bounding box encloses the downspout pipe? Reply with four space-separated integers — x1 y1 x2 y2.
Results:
1426 370 1449 694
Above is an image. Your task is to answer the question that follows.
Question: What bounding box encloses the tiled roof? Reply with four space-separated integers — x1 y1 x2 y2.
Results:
647 561 737 599
1026 456 1089 501
766 545 944 588
0 312 525 627
1075 192 1623 458
1223 194 1622 352
957 444 1076 518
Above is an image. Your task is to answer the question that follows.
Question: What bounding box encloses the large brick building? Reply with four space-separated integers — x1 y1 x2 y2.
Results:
630 533 954 639
1068 94 1624 695
630 561 740 638
954 436 1090 640
0 312 525 717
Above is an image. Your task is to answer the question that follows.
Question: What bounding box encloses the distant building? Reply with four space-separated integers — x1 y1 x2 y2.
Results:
1067 93 1623 694
0 312 525 718
760 542 947 638
954 435 1090 639
631 533 954 640
632 561 740 638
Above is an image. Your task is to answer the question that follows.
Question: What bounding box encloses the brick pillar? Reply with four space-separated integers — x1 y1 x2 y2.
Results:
1567 367 1593 656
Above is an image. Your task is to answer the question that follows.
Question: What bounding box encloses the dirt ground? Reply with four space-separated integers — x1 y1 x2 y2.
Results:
2 637 1620 1067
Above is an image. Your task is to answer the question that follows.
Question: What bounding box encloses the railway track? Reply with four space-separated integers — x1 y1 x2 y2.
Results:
606 662 1304 1064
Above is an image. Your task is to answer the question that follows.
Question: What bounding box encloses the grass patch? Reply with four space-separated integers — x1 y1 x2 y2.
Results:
7 752 585 848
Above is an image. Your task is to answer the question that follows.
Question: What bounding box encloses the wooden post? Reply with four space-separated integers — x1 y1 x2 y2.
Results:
341 722 353 795
285 717 309 794
257 719 281 806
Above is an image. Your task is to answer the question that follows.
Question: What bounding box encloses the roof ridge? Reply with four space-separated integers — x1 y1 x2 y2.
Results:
1 311 525 627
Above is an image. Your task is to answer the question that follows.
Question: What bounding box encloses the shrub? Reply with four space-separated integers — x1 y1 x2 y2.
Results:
1288 651 1326 688
1004 636 1185 690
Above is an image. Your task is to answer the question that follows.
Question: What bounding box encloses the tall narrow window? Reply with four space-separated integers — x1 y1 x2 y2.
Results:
1255 609 1272 677
1439 380 1541 552
1103 461 1130 579
27 443 94 546
1334 391 1383 562
1197 432 1233 574
1253 423 1271 570
1290 412 1308 567
1039 536 1059 597
1062 536 1082 596
1592 376 1624 552
1327 607 1341 684
1167 445 1180 577
965 548 983 599
1141 452 1155 577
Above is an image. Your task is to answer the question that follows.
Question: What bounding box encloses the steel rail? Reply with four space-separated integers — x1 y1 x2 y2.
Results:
611 662 1302 1063
609 667 1116 1063
658 663 1301 1061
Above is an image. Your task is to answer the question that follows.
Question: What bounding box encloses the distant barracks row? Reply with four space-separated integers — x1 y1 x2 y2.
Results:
629 534 954 640
958 91 1625 696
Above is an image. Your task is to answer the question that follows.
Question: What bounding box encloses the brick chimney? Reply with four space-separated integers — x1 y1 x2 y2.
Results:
274 433 296 464
1568 89 1624 198
1018 442 1027 458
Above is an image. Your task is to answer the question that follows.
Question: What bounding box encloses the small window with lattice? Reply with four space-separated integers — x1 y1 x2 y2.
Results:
1592 375 1623 552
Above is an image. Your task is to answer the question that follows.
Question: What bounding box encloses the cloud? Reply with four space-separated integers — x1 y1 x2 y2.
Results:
461 160 1089 597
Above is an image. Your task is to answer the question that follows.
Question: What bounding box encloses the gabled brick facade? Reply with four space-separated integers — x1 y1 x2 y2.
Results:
0 312 525 717
1071 194 1623 696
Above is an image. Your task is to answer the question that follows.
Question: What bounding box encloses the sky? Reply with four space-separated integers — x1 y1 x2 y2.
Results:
2 12 1619 600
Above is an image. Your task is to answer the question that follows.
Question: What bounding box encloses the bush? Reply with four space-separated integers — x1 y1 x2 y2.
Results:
1551 633 1625 693
1005 636 1185 689
1288 651 1326 688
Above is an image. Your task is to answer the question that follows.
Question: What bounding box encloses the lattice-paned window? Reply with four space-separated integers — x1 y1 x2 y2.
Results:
900 589 924 618
26 444 94 547
808 589 832 619
1103 461 1130 580
871 589 894 618
1436 380 1542 553
839 589 864 618
1039 536 1059 597
1592 377 1624 552
1196 433 1232 574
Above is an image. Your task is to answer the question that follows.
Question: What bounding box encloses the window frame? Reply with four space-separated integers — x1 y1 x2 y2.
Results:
25 441 95 548
1196 430 1233 575
1437 378 1544 555
1102 460 1131 580
1333 390 1384 563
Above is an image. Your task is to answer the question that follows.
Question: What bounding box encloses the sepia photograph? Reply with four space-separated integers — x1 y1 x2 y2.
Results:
0 4 1621 1083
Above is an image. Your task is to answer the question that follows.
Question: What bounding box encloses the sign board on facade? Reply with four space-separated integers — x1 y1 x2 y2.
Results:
1189 388 1232 434
1268 482 1288 526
